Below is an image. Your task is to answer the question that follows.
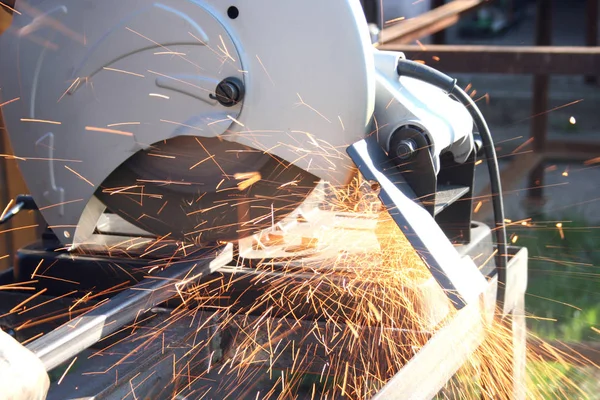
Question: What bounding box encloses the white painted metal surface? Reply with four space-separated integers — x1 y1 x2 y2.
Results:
1 0 473 248
0 0 375 245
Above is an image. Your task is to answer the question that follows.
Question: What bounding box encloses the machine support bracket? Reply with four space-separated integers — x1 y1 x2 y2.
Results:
26 245 230 371
347 135 487 309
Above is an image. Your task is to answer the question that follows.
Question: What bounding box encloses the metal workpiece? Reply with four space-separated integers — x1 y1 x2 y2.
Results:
39 245 526 399
347 135 488 309
371 246 528 400
26 245 228 371
42 302 426 399
44 312 221 400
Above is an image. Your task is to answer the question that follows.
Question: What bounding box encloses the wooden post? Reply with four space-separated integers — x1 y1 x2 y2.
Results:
527 0 552 202
379 0 486 45
0 111 38 271
360 0 380 26
585 0 599 84
506 0 516 26
0 112 12 271
432 0 447 44
380 44 600 75
509 297 527 400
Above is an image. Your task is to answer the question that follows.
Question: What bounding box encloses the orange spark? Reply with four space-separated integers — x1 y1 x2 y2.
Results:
10 288 48 313
296 93 331 123
58 78 81 102
513 99 584 124
235 172 262 191
556 222 565 239
384 16 405 25
126 27 203 70
149 93 170 99
65 165 94 186
160 119 204 132
0 97 20 108
189 155 215 170
103 67 145 78
21 332 44 345
0 224 38 235
154 51 186 55
35 274 79 285
584 156 600 166
256 55 275 86
107 122 141 127
85 126 134 136
0 199 14 221
57 357 78 385
0 1 21 14
218 34 235 62
227 115 245 127
20 118 61 125
148 153 176 159
511 137 535 154
137 179 191 186
38 199 83 211
194 137 229 178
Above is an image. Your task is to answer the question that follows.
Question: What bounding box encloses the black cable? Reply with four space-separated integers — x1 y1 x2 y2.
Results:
396 58 509 305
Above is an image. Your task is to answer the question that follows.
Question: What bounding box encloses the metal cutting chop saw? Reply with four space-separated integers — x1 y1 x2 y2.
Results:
0 1 528 399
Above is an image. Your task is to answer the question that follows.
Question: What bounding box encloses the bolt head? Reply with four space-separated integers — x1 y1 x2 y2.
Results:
396 139 417 160
213 78 244 107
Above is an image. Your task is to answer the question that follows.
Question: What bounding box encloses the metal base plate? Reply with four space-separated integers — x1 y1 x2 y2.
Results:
1 246 526 400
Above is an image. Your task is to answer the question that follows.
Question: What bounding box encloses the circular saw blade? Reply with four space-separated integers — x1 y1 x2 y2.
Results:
95 136 318 244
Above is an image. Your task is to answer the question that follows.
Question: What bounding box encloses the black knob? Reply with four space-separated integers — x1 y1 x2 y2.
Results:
211 77 245 107
395 139 417 160
389 126 425 162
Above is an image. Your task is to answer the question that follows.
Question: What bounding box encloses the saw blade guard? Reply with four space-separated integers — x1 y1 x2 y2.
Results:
0 0 376 246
